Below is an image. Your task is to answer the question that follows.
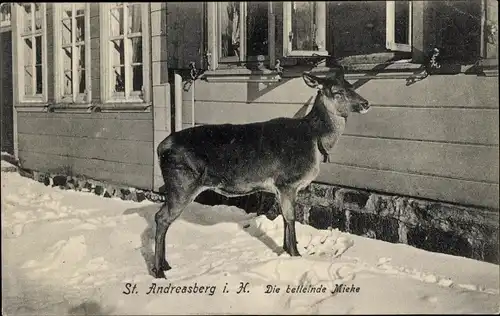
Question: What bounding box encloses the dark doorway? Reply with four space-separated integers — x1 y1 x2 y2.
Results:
1 30 13 155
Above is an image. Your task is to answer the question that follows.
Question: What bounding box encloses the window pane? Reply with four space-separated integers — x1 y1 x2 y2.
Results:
62 19 72 45
78 69 85 94
113 66 125 93
24 38 32 64
76 16 85 42
63 47 72 71
131 37 142 63
62 4 72 19
427 0 482 62
63 70 72 95
77 45 85 69
330 1 387 58
128 4 142 34
23 4 32 33
395 1 410 44
219 2 240 58
291 1 317 51
35 36 42 65
0 3 11 24
247 2 268 56
110 7 124 37
63 47 72 95
111 39 125 66
24 66 33 95
132 65 142 92
75 3 85 16
34 3 42 30
36 65 42 93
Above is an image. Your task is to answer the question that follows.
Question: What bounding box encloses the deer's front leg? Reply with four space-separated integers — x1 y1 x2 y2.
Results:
279 189 301 257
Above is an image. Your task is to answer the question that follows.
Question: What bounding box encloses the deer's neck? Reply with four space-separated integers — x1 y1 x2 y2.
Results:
305 93 346 151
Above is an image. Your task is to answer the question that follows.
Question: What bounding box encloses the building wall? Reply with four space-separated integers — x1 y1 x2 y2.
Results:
14 4 155 190
181 74 499 209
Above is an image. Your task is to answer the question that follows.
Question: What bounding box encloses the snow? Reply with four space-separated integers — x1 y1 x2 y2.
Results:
2 160 499 315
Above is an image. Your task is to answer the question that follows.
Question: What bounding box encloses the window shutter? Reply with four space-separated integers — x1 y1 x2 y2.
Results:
166 3 206 70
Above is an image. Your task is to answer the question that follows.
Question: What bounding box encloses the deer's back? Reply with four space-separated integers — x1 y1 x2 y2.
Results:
158 117 319 187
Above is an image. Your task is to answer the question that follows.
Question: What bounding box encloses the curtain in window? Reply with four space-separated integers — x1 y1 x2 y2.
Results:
129 4 142 92
221 2 240 58
130 4 141 59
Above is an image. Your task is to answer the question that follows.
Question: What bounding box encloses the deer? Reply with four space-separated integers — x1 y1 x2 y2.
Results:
152 68 370 279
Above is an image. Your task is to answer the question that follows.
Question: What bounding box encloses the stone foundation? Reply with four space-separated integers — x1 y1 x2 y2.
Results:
15 167 499 264
196 183 499 264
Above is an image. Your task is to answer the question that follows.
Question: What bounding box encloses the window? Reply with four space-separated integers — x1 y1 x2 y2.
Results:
386 1 412 52
205 1 493 73
426 0 483 63
283 1 327 57
208 2 271 69
100 3 150 103
54 4 91 103
217 2 269 63
0 3 11 28
14 3 47 102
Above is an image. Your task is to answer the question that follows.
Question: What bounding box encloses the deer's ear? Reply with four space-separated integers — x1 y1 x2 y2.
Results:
343 79 353 89
303 73 323 89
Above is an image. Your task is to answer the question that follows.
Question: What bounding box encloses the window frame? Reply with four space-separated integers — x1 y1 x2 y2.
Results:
386 1 412 52
13 3 48 103
209 2 274 69
99 2 151 104
53 3 92 104
282 1 328 57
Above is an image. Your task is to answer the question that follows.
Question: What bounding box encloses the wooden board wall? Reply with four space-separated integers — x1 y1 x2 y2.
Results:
17 112 154 189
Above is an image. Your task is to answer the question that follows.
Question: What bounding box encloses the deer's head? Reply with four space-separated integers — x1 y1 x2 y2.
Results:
303 70 370 118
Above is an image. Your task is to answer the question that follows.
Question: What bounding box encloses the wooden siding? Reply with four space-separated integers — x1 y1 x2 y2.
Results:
181 75 499 209
17 112 154 190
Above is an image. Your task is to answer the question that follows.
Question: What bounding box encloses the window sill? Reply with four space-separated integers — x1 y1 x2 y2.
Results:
202 68 282 83
15 103 50 112
201 60 495 83
15 102 152 113
95 101 152 112
477 58 498 77
280 64 424 80
46 103 95 113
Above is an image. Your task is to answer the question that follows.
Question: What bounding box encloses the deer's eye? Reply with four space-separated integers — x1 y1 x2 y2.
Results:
333 92 343 100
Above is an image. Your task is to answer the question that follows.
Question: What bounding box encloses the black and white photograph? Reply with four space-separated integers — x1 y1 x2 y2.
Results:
1 1 499 314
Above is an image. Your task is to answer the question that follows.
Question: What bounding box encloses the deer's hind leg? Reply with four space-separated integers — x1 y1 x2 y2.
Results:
153 168 204 279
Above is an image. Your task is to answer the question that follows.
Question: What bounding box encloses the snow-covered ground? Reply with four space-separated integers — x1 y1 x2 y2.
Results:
2 160 499 315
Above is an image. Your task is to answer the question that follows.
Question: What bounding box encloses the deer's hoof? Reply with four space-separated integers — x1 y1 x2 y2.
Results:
284 246 301 257
152 267 167 279
161 260 172 271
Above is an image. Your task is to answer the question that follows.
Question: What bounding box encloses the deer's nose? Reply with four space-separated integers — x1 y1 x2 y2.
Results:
361 100 369 108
